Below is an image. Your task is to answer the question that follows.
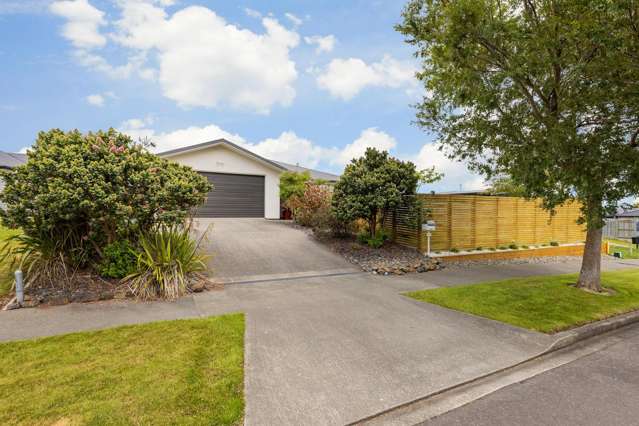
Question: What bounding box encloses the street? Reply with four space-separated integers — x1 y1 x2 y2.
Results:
421 325 639 426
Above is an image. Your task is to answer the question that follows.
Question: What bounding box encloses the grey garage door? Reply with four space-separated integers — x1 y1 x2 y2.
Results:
196 172 265 218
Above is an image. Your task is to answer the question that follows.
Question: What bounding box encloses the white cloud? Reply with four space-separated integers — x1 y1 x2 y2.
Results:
244 7 261 18
239 131 330 169
304 34 336 54
334 127 397 166
51 1 301 113
85 91 117 107
414 143 487 191
316 55 417 100
119 119 246 153
49 0 106 49
86 93 104 106
284 12 303 27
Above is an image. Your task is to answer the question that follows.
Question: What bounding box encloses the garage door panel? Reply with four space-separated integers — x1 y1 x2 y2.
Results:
197 172 265 218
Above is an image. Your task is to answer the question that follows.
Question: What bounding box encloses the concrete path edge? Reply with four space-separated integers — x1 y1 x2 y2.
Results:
347 309 639 425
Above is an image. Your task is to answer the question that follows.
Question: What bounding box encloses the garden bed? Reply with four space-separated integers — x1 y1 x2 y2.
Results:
1 272 220 310
430 243 588 262
321 235 441 275
0 314 245 425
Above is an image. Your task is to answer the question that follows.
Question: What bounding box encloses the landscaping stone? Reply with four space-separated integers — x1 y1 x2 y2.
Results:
320 236 442 275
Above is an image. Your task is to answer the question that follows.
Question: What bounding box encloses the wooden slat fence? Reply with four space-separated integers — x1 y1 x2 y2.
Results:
383 195 586 252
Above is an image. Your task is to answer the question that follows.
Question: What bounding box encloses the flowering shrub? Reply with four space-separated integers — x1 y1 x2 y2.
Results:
0 128 211 279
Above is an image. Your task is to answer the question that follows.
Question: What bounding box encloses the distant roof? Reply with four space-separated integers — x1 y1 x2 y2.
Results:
615 208 639 218
274 161 340 182
0 152 26 169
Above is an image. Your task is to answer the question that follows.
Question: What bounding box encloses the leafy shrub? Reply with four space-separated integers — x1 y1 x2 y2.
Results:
0 230 82 289
509 243 519 249
521 245 530 249
98 240 137 279
475 246 483 251
498 246 508 250
288 183 332 228
356 229 389 248
0 129 210 288
550 241 559 246
450 248 459 253
332 148 440 239
489 247 497 251
125 226 208 300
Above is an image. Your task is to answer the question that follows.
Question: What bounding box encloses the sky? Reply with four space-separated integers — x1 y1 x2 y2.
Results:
0 0 485 192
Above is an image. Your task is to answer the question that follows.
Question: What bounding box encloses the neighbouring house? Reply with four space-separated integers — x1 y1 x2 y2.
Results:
604 208 639 240
0 140 340 219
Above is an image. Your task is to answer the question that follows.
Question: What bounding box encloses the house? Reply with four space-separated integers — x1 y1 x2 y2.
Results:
0 140 340 219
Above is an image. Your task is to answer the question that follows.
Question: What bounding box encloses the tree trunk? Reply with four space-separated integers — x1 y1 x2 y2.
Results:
369 212 377 238
577 225 603 292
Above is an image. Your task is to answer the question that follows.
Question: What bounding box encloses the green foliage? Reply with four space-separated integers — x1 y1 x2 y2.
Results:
332 148 439 238
0 230 83 289
550 241 560 247
450 248 459 253
0 314 245 425
498 246 508 250
98 240 137 279
522 245 530 249
356 229 390 249
125 226 208 300
279 171 312 205
475 246 483 251
508 243 519 250
0 129 210 287
487 176 526 197
397 0 639 233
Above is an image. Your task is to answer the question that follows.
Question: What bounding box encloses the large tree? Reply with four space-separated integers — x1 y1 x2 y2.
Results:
397 0 639 291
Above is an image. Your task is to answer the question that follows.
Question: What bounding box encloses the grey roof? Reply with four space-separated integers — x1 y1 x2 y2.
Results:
274 161 340 182
158 138 340 180
158 138 286 171
615 208 639 218
0 152 26 169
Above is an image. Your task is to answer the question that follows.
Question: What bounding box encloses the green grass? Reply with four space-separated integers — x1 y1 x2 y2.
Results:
0 225 21 296
605 238 639 259
0 314 245 425
406 269 639 334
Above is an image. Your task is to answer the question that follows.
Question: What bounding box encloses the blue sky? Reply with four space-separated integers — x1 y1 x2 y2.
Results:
0 0 483 191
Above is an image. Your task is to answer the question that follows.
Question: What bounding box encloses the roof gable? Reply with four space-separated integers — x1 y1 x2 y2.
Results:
158 139 286 172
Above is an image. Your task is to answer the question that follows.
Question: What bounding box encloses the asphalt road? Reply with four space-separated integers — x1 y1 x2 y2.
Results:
421 324 639 426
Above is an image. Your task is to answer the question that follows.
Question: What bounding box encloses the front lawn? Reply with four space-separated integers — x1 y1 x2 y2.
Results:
0 314 245 425
406 269 639 333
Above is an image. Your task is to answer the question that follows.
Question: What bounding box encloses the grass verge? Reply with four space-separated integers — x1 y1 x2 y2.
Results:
606 238 639 259
406 269 639 334
0 314 245 425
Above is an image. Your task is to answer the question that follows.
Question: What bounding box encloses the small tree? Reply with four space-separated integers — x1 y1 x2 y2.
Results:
0 128 211 262
279 171 311 206
332 148 440 238
397 0 639 291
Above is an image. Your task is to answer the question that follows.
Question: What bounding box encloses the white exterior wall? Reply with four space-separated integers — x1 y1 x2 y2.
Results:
164 145 281 219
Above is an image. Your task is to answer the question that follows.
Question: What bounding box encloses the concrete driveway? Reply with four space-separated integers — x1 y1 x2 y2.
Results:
2 258 638 425
193 218 358 281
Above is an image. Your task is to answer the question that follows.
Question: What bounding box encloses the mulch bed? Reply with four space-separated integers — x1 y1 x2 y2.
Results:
1 272 221 310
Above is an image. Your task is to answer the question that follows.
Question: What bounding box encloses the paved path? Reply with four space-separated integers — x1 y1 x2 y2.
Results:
2 258 638 425
193 218 358 280
421 324 639 426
